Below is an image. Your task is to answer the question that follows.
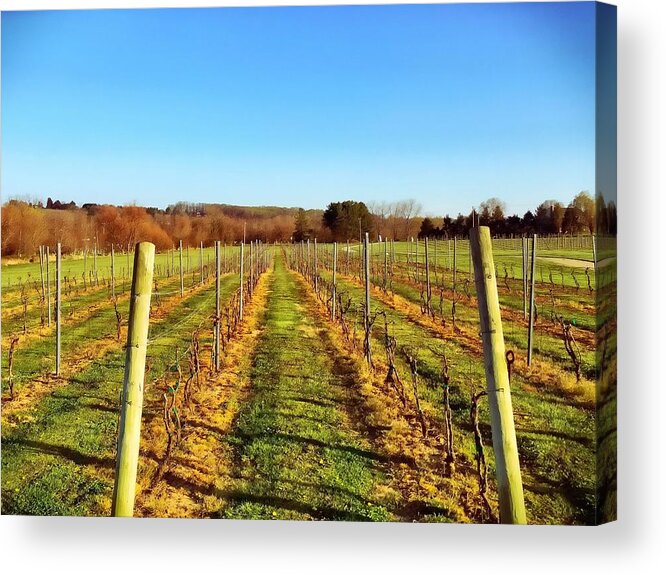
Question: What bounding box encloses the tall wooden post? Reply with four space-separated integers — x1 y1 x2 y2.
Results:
111 244 116 298
179 240 184 297
470 226 527 525
39 246 46 303
200 241 204 285
55 243 61 376
592 234 597 274
314 238 318 292
46 246 52 326
364 232 371 363
527 234 537 366
239 242 244 321
332 242 338 321
94 239 98 286
425 237 431 306
215 241 221 371
433 238 438 286
112 242 155 517
522 237 528 320
383 238 388 291
453 237 457 295
306 239 311 281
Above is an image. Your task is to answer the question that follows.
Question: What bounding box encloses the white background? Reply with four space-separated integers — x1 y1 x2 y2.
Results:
0 0 663 573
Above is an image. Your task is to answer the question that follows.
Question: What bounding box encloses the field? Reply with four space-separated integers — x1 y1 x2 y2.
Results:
1 235 616 523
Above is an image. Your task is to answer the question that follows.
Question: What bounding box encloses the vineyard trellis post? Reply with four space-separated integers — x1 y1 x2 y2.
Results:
39 246 46 304
249 241 254 297
527 234 537 366
522 237 527 320
314 238 318 292
215 240 221 371
46 245 52 326
55 243 61 376
425 236 431 309
363 232 371 365
179 240 184 297
94 238 98 286
383 237 388 291
332 241 337 321
112 241 155 517
239 241 244 321
111 244 115 298
200 241 204 285
452 237 457 319
470 226 526 524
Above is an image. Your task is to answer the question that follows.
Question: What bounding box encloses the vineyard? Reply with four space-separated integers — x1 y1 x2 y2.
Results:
0 233 616 524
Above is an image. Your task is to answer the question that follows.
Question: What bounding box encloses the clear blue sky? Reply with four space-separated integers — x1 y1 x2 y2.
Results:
2 3 597 216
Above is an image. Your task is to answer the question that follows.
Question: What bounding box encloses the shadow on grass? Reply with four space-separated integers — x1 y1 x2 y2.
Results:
234 429 415 467
4 438 114 469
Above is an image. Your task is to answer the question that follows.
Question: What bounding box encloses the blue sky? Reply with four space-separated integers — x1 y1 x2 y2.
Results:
2 3 597 216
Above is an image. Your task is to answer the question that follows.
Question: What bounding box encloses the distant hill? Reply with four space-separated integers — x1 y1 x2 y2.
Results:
166 201 323 220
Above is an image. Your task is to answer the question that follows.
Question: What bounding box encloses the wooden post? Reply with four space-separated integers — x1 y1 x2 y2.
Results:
332 242 338 320
215 241 221 371
249 241 254 297
433 238 438 285
111 242 155 517
425 237 431 305
39 246 45 303
314 238 318 292
179 240 184 297
383 238 388 291
592 234 597 274
306 239 311 281
94 238 98 286
470 226 527 524
200 241 204 285
55 243 61 375
364 232 371 362
111 244 115 298
520 238 527 319
527 234 537 366
453 237 457 295
239 242 244 321
46 246 52 326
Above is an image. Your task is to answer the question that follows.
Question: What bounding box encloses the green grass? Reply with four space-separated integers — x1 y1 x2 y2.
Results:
1 273 242 516
1 244 242 293
217 255 393 521
324 270 596 524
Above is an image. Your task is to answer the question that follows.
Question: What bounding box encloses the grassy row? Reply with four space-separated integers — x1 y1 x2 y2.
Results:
217 254 392 521
321 271 596 524
1 273 242 516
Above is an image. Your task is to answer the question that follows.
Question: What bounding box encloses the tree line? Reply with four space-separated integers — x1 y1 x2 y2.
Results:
1 191 615 259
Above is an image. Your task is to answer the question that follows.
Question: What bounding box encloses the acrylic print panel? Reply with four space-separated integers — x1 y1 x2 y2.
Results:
0 2 616 525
